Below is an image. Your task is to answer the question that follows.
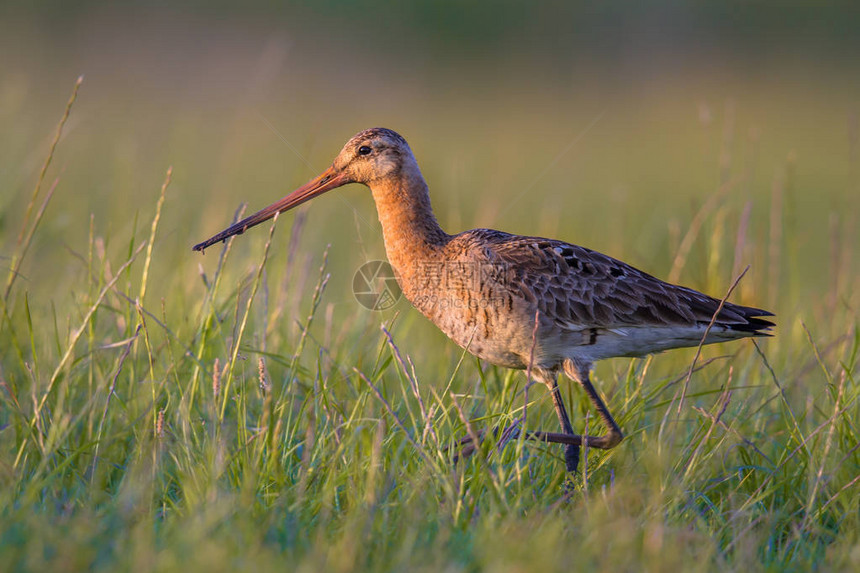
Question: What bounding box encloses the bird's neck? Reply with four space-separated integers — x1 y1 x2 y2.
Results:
368 162 450 278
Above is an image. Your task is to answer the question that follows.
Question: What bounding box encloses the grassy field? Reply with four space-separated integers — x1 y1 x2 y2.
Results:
2 16 860 571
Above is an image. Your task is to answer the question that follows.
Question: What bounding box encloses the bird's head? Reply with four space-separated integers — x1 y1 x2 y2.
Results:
192 127 413 253
334 127 413 184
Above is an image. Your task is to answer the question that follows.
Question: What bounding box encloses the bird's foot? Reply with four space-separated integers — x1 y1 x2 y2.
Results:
564 443 580 473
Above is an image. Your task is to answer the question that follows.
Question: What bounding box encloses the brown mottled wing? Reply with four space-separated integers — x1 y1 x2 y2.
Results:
465 229 773 333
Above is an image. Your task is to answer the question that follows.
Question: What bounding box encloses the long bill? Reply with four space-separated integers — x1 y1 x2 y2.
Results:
192 166 348 252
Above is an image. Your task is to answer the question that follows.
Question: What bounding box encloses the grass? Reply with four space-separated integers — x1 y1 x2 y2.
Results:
1 65 859 573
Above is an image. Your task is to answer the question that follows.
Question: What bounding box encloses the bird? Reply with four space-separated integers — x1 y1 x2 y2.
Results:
193 127 774 473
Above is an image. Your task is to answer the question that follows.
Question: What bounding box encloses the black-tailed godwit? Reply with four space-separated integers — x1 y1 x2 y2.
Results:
193 128 774 472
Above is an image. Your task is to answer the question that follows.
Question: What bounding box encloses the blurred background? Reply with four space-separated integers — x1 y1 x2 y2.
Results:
3 5 860 569
1 0 858 352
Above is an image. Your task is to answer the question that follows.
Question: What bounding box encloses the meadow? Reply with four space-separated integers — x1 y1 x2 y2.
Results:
1 15 860 571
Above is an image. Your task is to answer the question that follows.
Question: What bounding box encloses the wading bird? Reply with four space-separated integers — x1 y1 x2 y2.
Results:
193 128 774 472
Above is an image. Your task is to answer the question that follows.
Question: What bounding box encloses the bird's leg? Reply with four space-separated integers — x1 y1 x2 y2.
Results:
519 362 624 455
553 359 623 450
453 371 581 472
451 367 622 470
547 376 580 473
450 427 490 464
574 372 624 449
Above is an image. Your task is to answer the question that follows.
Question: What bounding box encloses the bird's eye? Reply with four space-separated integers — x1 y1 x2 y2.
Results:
358 145 372 155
